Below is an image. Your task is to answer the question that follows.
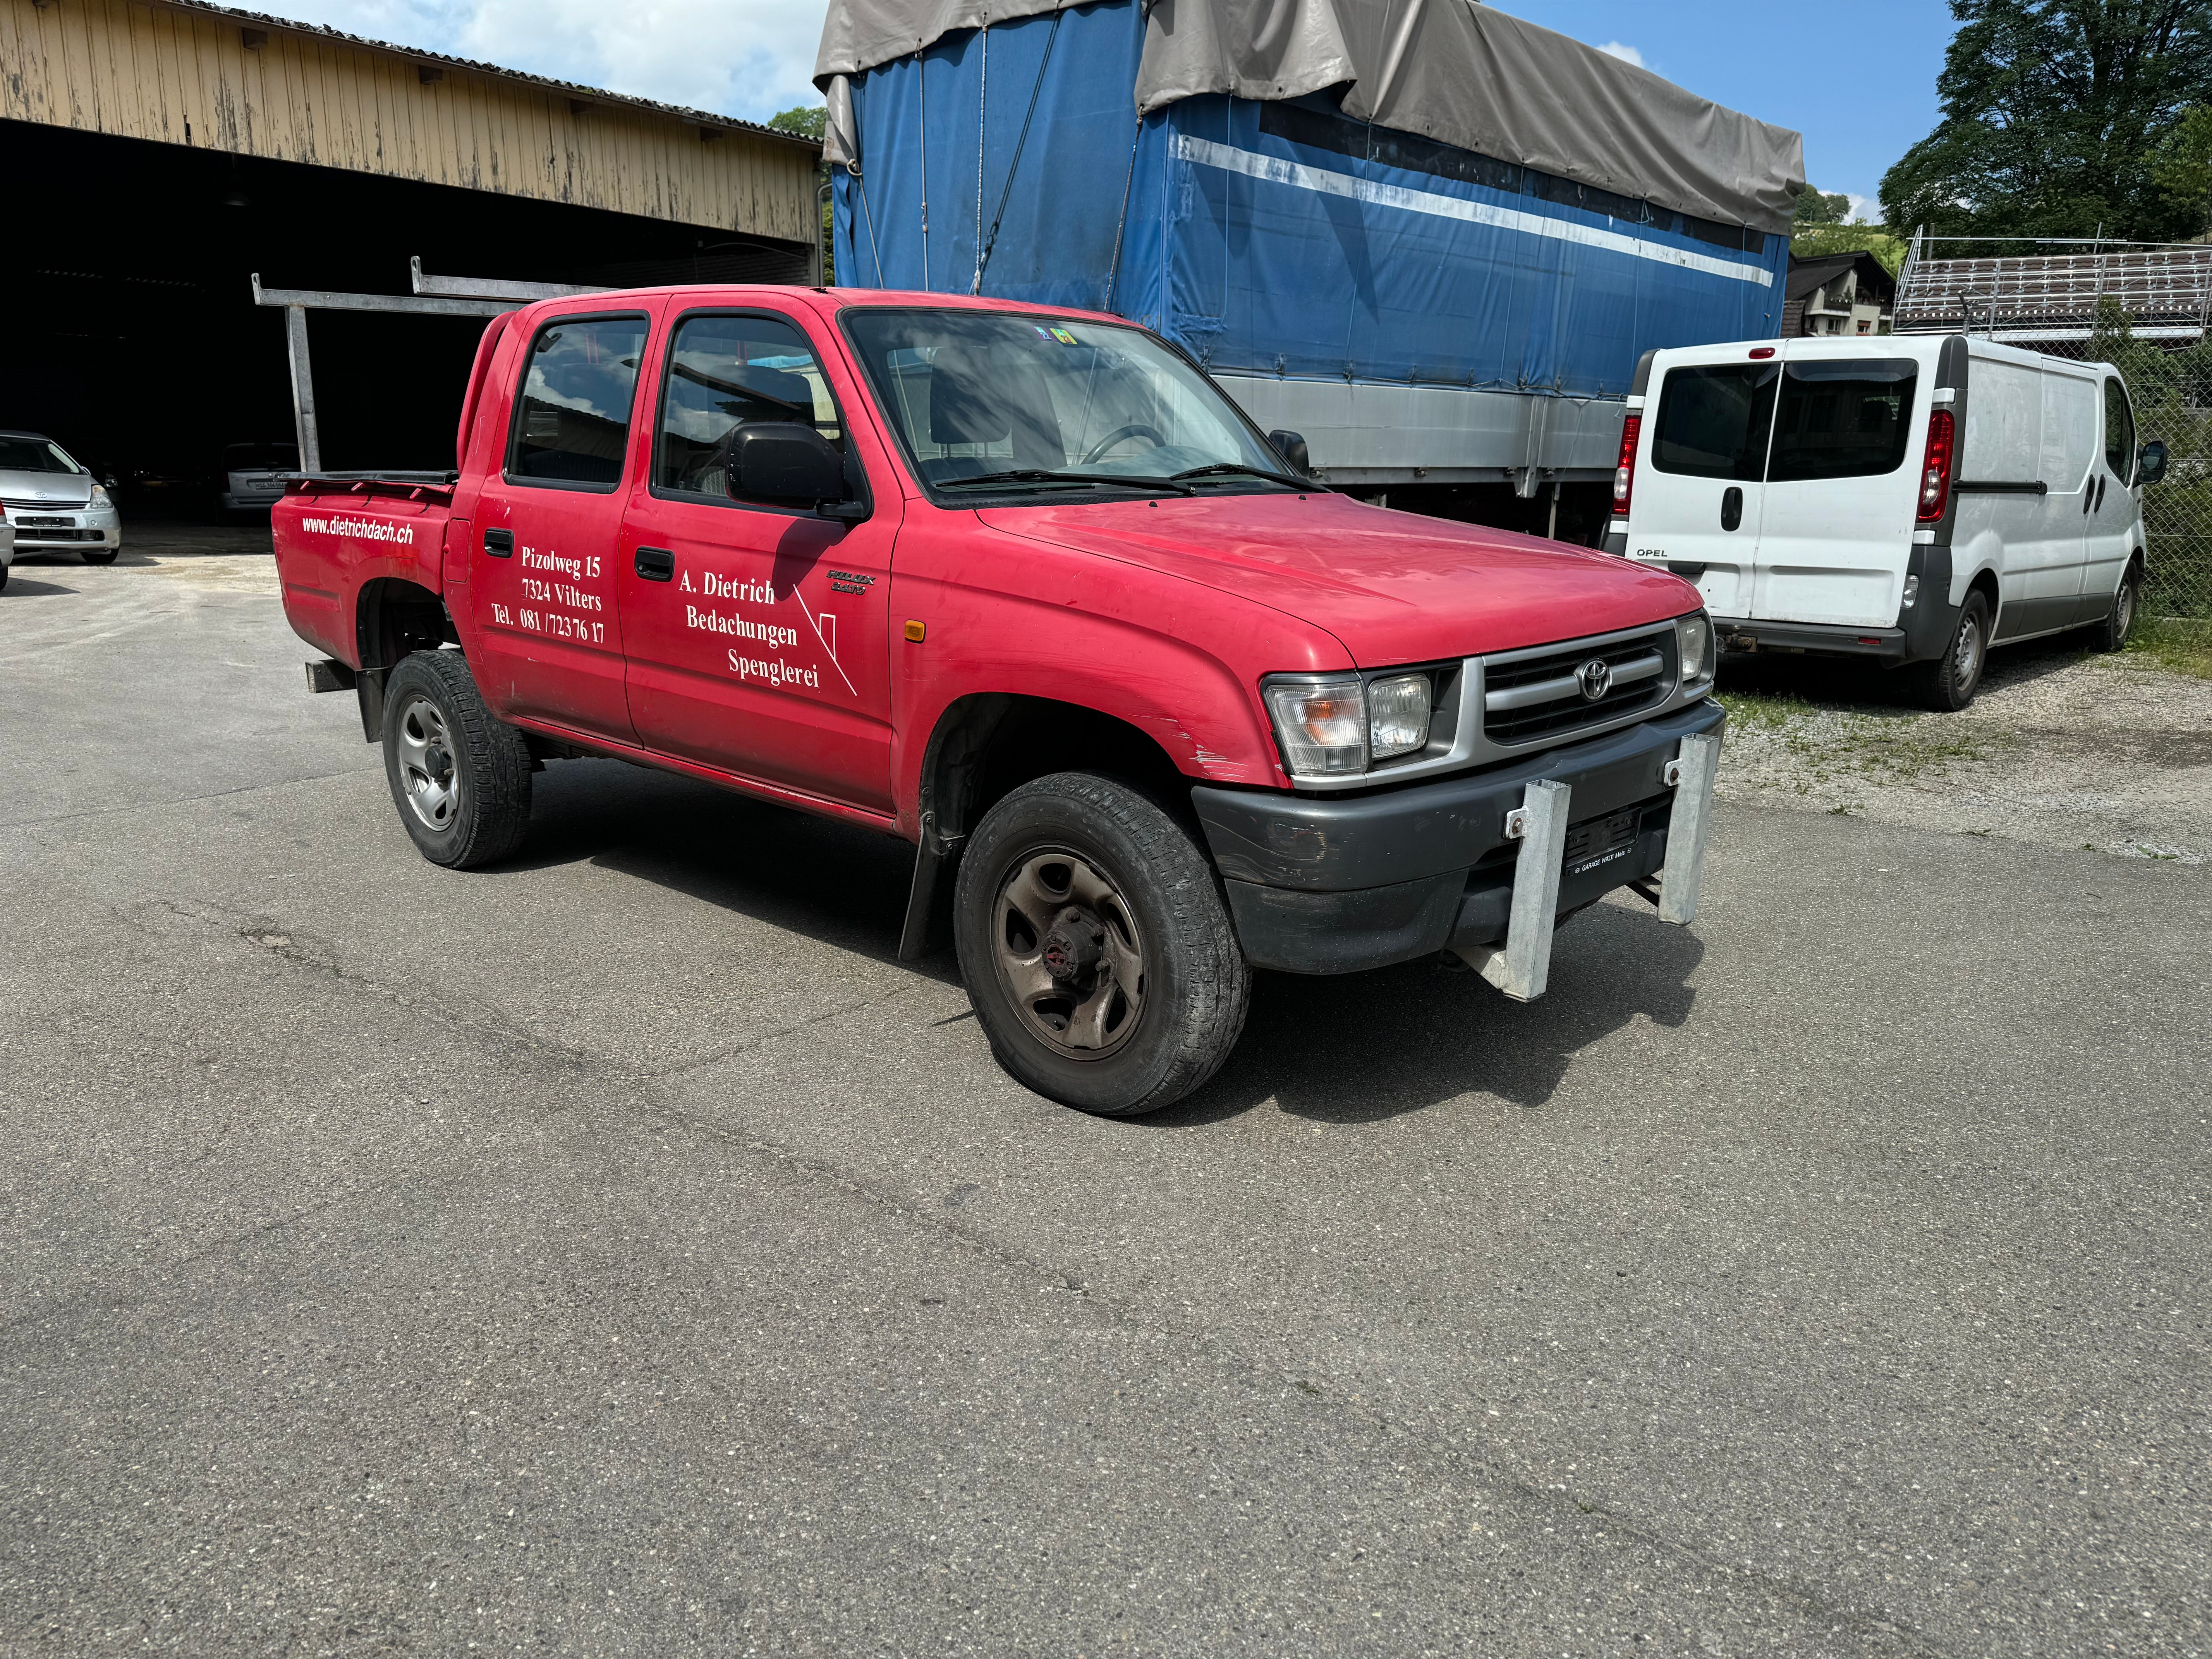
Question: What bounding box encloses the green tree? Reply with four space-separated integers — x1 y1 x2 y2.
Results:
768 104 828 142
1881 0 2212 244
1794 187 1853 227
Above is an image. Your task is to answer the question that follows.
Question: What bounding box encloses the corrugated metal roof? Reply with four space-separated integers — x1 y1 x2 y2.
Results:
160 0 821 152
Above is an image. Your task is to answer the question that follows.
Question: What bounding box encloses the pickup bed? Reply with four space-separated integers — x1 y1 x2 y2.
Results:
274 284 1724 1115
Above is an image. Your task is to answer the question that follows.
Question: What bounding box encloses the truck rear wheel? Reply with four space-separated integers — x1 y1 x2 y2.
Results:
380 649 533 869
1909 590 1990 713
954 772 1250 1116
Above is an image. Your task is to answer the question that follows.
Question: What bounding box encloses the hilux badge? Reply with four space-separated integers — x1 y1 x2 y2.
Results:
1577 658 1613 701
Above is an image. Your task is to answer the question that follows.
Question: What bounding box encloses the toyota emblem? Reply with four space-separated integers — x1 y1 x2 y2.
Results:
1576 657 1613 701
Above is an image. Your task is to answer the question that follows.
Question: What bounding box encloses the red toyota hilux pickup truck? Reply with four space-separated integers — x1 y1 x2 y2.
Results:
273 286 1724 1116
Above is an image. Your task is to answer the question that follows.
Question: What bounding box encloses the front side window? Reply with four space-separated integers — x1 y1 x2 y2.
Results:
2104 377 2136 480
508 316 649 487
656 314 843 498
1768 359 1917 482
0 436 82 474
841 309 1293 497
1650 364 1778 481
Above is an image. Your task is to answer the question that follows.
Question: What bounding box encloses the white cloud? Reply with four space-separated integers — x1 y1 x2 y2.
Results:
1594 40 1644 68
244 0 833 123
1844 192 1875 224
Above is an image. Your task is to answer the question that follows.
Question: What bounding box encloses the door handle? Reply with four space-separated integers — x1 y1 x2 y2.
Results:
483 527 514 557
1720 486 1743 532
634 546 675 582
2095 475 2107 511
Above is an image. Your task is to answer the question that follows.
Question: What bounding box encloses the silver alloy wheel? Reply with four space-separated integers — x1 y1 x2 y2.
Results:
991 848 1146 1060
394 693 461 831
1953 607 1984 692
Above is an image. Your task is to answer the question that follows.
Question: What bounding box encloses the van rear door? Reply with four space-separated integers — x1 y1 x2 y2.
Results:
1747 352 1923 629
1630 355 1778 615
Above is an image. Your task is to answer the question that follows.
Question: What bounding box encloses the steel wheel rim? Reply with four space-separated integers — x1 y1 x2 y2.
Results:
1954 610 1984 689
2117 579 2136 639
989 847 1147 1061
395 693 462 831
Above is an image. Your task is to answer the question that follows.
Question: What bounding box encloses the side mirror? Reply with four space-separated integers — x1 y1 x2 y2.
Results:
730 423 861 518
2139 439 2167 485
1267 428 1310 476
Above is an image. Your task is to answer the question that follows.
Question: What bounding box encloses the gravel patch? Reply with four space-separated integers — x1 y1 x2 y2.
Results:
1715 632 2212 863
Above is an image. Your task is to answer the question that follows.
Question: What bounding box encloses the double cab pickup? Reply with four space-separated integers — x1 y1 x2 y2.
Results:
274 286 1725 1115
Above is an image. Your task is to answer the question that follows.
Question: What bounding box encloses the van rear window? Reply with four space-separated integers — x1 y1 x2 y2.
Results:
1768 360 1917 482
1650 364 1778 481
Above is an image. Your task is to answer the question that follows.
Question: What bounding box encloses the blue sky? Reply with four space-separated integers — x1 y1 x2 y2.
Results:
256 0 1959 216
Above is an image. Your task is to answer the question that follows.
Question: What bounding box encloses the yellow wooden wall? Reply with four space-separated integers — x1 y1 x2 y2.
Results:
0 0 819 242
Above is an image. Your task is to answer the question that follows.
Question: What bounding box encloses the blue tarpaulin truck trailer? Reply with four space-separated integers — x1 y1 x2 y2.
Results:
814 0 1804 538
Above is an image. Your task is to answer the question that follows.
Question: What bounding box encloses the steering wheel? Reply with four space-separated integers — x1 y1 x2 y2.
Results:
1079 423 1166 466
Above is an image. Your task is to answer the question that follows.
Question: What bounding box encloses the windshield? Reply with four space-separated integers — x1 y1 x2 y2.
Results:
0 436 82 474
841 309 1293 495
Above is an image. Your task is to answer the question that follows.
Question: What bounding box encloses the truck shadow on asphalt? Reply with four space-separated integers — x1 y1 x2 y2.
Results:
1156 903 1704 1125
519 760 1704 1118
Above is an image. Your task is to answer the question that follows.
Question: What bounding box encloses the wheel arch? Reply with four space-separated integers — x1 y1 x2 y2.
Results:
353 577 457 741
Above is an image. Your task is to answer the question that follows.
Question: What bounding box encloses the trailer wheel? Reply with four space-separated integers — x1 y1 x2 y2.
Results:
380 649 533 869
955 772 1250 1116
1909 591 1990 713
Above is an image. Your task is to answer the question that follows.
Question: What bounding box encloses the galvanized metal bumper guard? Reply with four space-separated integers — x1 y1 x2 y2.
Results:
1453 729 1721 1001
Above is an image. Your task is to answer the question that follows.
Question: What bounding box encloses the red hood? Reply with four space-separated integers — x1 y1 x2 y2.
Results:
979 492 1701 666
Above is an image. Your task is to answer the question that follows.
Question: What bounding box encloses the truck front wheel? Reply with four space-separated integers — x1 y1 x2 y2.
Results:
380 649 533 869
954 772 1251 1116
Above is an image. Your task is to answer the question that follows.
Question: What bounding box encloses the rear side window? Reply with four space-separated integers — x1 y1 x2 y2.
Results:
1650 364 1778 480
1768 359 1917 482
508 316 649 487
2104 377 2136 479
655 313 844 498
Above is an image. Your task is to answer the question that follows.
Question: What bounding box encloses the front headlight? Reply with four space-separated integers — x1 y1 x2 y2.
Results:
1366 672 1433 759
89 484 113 510
1263 670 1436 779
1676 612 1716 691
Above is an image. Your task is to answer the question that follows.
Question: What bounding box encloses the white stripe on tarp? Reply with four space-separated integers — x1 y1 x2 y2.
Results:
1175 136 1774 289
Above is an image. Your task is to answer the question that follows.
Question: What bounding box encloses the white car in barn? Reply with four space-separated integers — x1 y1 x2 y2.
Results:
0 430 123 566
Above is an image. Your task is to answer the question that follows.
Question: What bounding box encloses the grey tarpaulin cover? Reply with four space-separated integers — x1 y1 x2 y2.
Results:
814 0 1803 232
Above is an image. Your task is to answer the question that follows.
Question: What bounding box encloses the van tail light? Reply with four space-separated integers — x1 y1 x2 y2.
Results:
1613 414 1641 519
1917 409 1954 523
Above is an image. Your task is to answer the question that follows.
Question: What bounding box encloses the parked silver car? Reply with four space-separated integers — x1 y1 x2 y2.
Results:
220 440 300 514
0 431 121 563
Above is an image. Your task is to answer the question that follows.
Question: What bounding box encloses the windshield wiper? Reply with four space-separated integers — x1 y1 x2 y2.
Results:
1168 462 1312 488
936 469 1197 496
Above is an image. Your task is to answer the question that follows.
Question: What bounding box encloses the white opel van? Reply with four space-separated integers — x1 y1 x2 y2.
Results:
1605 335 2165 709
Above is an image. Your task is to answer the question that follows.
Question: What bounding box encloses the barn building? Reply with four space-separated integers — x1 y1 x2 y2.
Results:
0 0 822 483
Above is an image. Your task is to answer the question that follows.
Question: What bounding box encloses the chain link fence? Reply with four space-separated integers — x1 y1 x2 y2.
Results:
2086 313 2212 619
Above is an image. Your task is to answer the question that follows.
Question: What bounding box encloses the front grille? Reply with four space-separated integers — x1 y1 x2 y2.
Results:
2 497 91 510
14 527 101 542
1482 625 1676 747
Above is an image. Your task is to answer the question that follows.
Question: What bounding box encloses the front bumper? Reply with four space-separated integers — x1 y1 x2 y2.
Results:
1192 699 1726 976
3 505 120 552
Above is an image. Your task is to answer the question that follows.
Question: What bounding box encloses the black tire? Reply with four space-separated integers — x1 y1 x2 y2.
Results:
380 649 533 869
0 562 9 593
954 772 1251 1116
2092 560 2141 653
81 548 118 566
1908 590 1991 712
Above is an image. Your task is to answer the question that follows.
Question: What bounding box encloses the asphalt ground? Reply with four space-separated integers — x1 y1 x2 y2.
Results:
2 532 2207 1657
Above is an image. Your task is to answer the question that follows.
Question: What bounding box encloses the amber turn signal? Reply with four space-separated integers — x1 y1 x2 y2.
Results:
903 620 926 642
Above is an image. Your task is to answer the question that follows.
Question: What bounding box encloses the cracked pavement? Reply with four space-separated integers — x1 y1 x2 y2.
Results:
2 538 2207 1655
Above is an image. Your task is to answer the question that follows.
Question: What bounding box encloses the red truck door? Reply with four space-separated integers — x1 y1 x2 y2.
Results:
617 306 897 813
469 304 659 741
